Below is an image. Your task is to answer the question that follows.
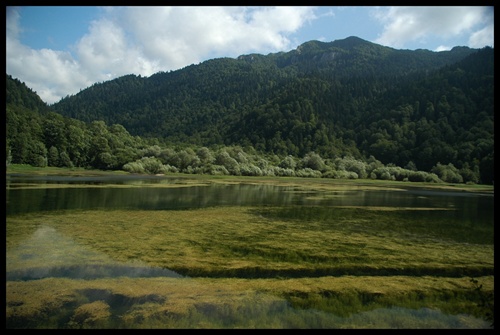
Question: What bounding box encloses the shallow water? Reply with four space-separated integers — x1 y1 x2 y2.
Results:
5 174 494 329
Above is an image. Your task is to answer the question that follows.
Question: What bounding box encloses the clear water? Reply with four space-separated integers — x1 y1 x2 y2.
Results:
5 175 494 328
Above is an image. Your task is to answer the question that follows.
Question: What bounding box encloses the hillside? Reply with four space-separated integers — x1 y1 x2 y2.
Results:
52 37 481 149
7 36 494 183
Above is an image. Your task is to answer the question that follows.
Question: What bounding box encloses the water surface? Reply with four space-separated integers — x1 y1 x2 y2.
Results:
6 174 494 329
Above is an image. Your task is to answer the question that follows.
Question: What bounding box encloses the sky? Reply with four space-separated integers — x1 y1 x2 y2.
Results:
6 6 494 105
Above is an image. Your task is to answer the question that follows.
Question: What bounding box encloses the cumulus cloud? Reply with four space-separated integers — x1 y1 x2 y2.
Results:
6 7 91 103
120 6 316 68
372 6 493 49
6 6 317 104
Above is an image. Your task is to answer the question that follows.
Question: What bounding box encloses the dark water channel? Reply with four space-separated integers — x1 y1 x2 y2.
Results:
5 174 494 220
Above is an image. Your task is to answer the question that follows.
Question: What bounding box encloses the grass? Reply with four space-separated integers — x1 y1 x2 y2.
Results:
7 163 494 193
7 164 129 176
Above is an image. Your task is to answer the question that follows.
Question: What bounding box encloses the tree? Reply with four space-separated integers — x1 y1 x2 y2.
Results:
177 149 201 171
66 124 90 167
48 146 60 167
43 112 67 151
337 156 367 179
369 138 398 165
59 151 74 168
279 155 297 170
431 162 463 183
459 162 480 184
300 152 325 171
404 161 418 171
197 147 215 165
215 150 239 175
27 140 47 167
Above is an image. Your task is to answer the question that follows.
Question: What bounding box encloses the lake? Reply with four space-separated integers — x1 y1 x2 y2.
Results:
6 174 494 329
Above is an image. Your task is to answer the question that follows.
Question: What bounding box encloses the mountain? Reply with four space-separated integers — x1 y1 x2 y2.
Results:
11 37 494 183
52 37 480 138
6 75 51 113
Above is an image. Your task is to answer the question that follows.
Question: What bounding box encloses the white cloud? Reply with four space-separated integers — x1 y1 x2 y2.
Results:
77 19 127 72
7 9 90 103
120 6 316 67
372 6 492 49
469 24 494 48
6 6 317 104
435 45 452 52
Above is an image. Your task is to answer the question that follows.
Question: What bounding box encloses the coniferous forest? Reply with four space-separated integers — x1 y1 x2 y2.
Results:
6 37 494 184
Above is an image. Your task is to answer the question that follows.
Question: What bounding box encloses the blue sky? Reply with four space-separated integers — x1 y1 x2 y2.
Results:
6 6 494 104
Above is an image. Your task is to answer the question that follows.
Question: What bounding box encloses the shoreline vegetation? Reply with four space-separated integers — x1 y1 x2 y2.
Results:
6 164 494 194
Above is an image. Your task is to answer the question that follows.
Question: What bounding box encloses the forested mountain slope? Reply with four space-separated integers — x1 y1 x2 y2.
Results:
8 36 494 183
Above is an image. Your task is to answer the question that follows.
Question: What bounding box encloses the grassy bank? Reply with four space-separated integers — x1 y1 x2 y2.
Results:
6 164 494 194
6 164 129 176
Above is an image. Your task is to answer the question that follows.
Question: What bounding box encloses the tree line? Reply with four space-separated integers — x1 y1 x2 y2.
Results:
6 74 483 184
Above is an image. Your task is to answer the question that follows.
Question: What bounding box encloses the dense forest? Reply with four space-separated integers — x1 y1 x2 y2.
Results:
6 36 494 184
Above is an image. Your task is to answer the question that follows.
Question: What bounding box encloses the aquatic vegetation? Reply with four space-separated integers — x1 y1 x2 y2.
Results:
6 176 494 328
